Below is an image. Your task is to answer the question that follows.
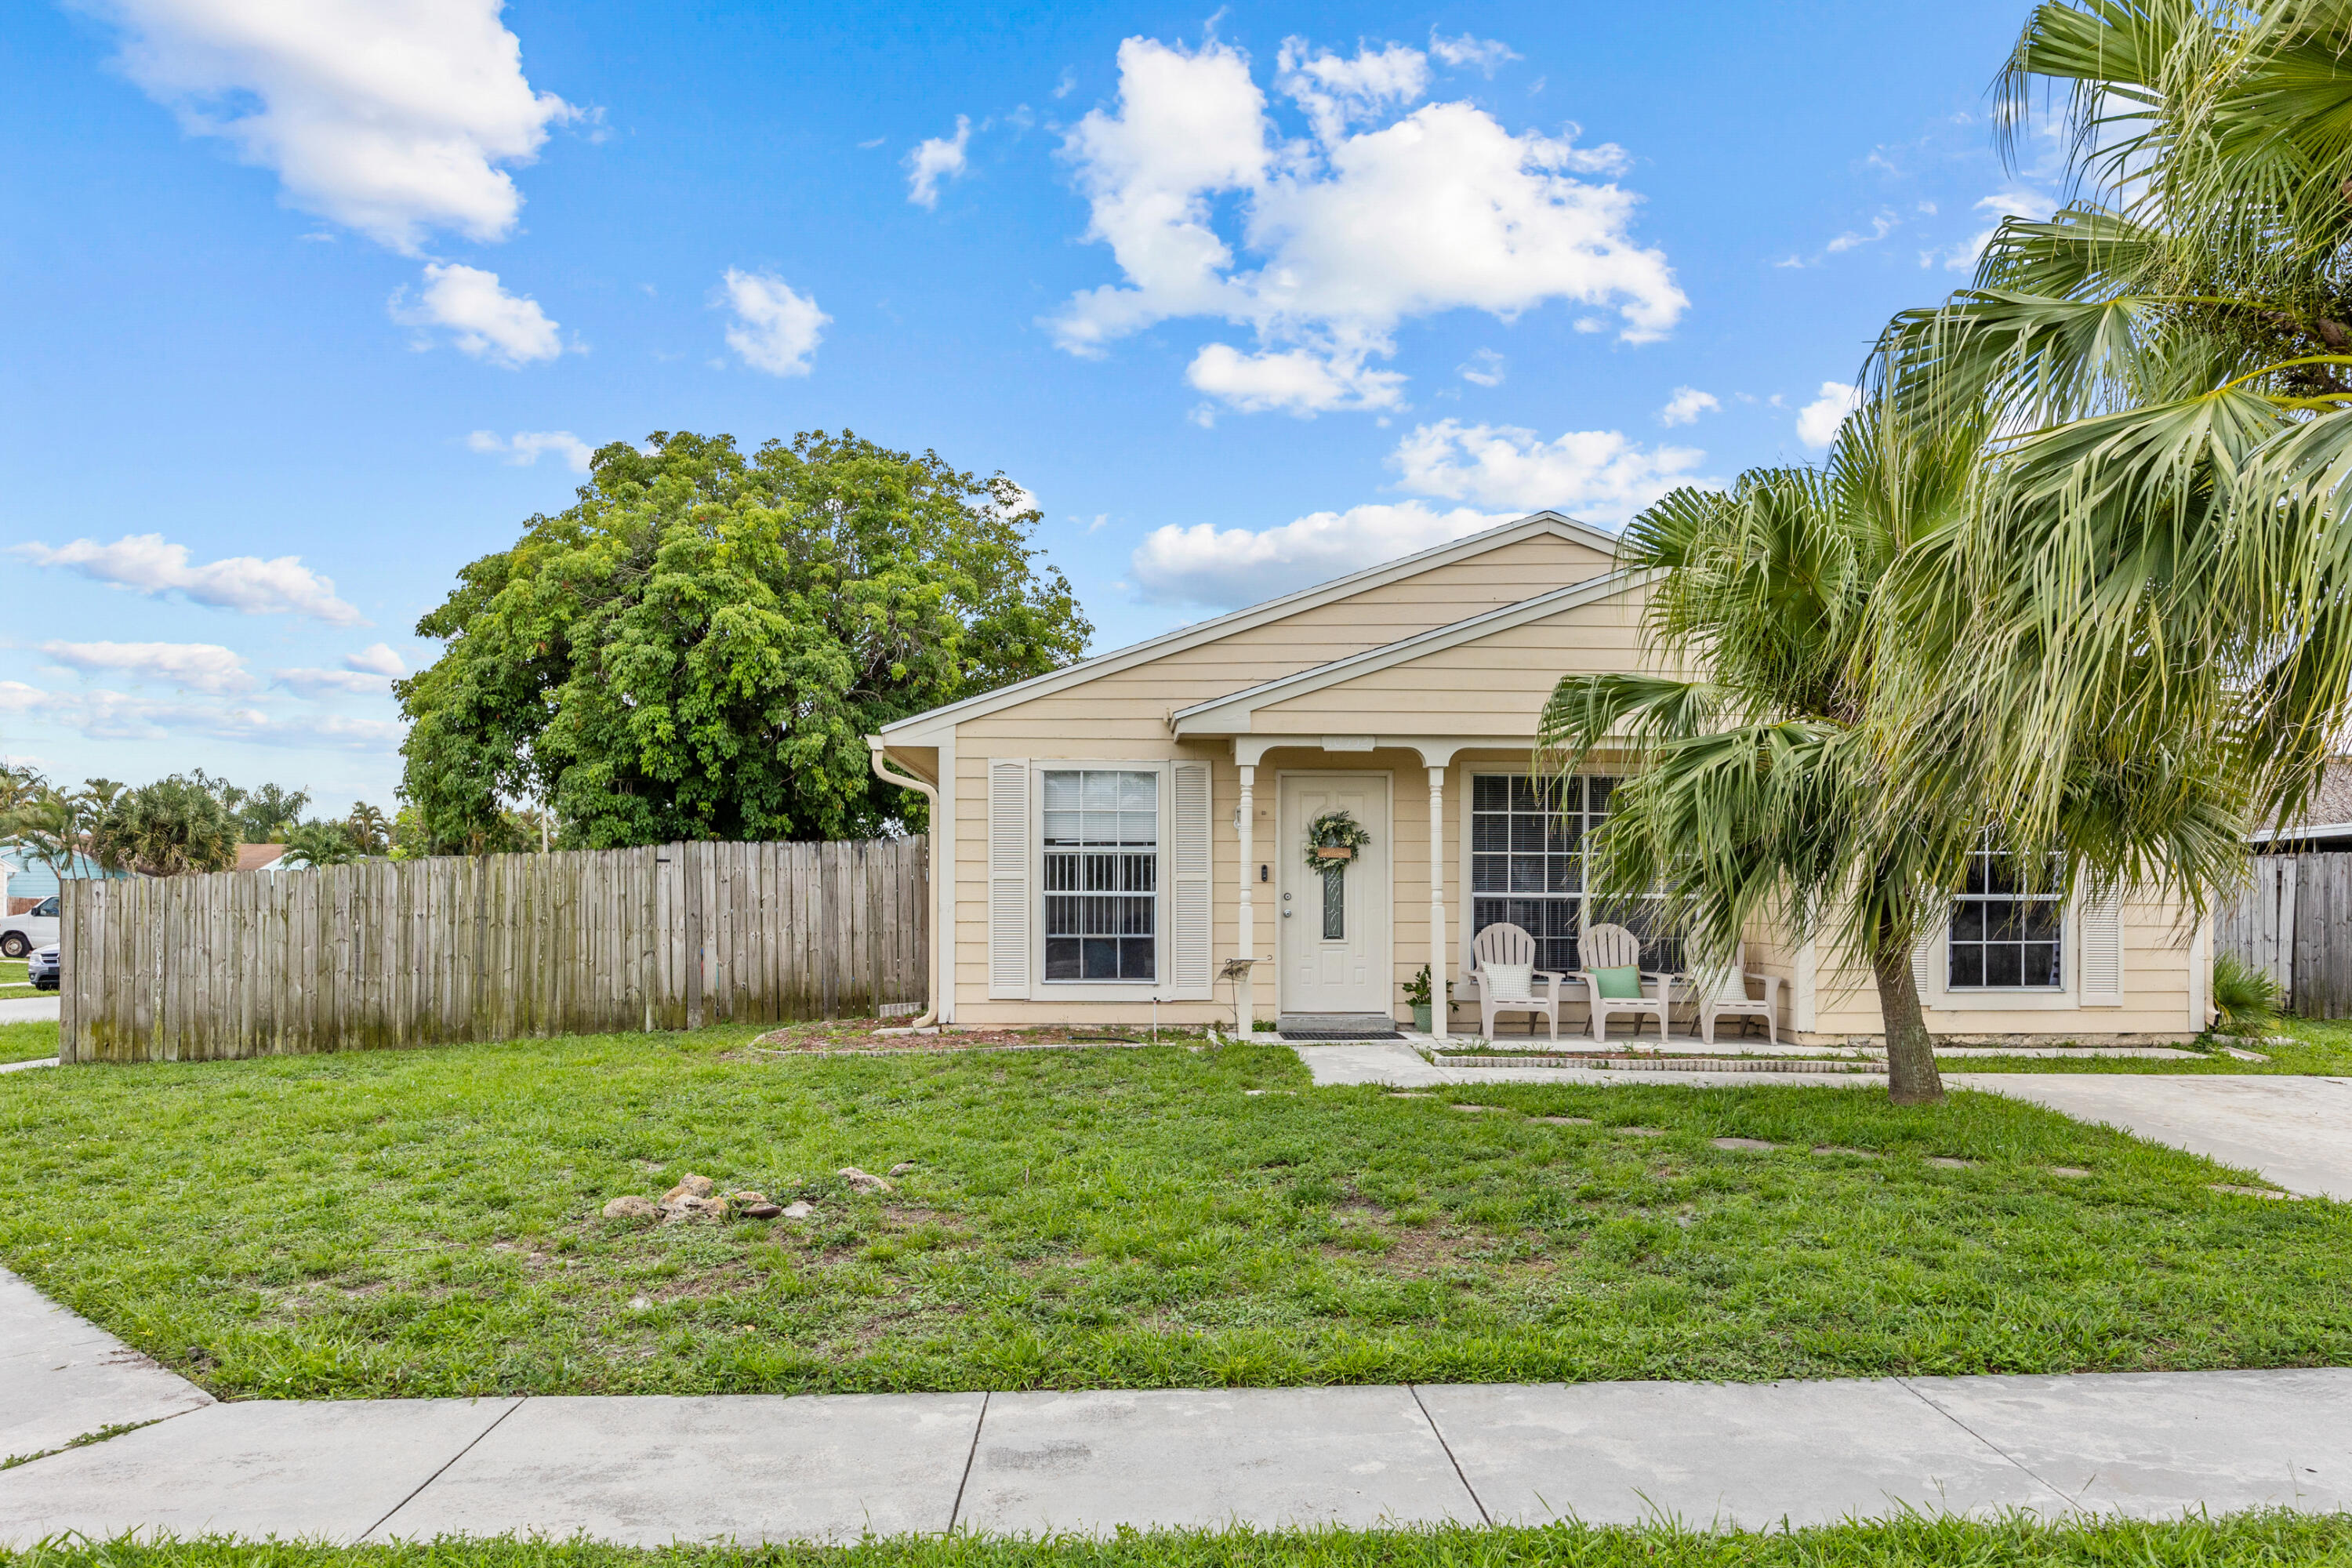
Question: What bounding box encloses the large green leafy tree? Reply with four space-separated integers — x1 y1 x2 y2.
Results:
1875 0 2352 880
398 430 1091 851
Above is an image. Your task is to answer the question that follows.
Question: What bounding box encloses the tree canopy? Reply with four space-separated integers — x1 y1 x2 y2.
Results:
89 775 237 877
397 430 1091 852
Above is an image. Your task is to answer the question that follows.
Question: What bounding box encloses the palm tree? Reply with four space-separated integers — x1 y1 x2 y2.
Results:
1874 0 2352 884
1537 416 1981 1105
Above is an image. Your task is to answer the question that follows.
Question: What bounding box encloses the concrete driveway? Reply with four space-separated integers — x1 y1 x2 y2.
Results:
1956 1073 2352 1200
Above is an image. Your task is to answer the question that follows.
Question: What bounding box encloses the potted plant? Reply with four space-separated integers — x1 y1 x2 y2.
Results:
1402 964 1450 1034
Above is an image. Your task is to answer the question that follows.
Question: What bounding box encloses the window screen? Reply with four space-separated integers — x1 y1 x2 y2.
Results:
1042 769 1158 982
1468 775 1679 974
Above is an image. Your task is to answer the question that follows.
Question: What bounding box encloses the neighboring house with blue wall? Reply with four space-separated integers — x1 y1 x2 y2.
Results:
0 843 130 913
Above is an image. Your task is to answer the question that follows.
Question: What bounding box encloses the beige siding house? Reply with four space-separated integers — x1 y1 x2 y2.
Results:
869 514 2209 1043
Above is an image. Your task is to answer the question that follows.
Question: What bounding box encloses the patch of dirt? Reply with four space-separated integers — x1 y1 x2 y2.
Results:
1367 1225 1484 1276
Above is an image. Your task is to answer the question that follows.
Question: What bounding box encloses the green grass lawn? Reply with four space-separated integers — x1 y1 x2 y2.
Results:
0 1021 58 1064
0 956 40 1001
1946 1014 2352 1076
0 1025 2343 1403
3 1515 2348 1568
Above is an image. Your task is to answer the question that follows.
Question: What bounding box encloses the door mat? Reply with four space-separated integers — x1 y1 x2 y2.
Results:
1280 1029 1406 1041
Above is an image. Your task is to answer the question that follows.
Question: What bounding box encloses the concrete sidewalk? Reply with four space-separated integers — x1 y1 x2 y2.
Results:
1292 1044 2352 1200
2 1257 2349 1543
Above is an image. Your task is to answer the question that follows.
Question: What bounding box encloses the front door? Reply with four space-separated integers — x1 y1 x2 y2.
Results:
1278 773 1392 1018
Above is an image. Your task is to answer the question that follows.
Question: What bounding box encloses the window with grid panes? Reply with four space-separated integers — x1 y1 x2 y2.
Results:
1469 775 1679 974
1041 769 1158 982
1947 848 2063 989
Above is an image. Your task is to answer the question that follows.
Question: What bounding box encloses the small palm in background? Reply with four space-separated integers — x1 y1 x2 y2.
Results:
2211 955 2282 1038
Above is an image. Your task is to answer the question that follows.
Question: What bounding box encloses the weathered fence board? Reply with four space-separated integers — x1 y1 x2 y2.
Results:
60 837 927 1064
2215 851 2352 1017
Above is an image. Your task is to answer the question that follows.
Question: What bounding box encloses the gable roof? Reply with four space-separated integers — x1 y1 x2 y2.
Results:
877 510 1618 742
1168 567 1649 734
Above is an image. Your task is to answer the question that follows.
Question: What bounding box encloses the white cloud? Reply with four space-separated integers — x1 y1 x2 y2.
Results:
1659 386 1720 426
37 640 250 694
12 533 363 623
718 267 829 376
274 667 389 695
1458 348 1506 387
344 642 408 677
906 115 971 208
91 0 575 253
1049 37 1683 413
1428 32 1520 73
1795 382 1862 448
1185 343 1406 415
1131 500 1515 608
1826 212 1897 252
467 428 592 471
1391 419 1707 523
394 262 562 365
0 681 400 749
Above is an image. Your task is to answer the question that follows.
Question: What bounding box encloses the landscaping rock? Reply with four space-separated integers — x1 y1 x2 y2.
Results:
628 1294 653 1311
659 1190 730 1220
838 1167 895 1193
601 1195 658 1220
1711 1138 1774 1151
1926 1156 1974 1169
2048 1166 2092 1178
2209 1183 2293 1200
1539 1115 1593 1125
1617 1127 1668 1138
729 1189 768 1205
739 1202 783 1218
887 1162 917 1176
782 1200 815 1218
662 1173 717 1203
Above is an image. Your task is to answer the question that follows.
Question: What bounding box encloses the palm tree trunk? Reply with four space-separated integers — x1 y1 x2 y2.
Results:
1871 938 1944 1105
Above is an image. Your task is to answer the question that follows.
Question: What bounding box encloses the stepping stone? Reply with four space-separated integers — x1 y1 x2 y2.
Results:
1925 1156 1975 1170
1617 1127 1668 1138
2047 1166 2092 1178
1810 1145 1881 1159
1539 1115 1594 1125
1449 1102 1508 1113
1388 1091 1436 1098
2209 1183 2295 1200
1711 1138 1774 1152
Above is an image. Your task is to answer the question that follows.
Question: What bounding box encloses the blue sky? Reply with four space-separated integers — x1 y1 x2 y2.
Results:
3 0 2053 815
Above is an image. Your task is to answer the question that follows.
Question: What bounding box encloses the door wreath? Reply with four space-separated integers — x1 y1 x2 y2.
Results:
1302 810 1372 941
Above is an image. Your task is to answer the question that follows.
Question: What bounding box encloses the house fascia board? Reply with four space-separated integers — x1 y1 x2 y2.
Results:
2250 822 2352 843
875 511 1616 742
1168 567 1650 735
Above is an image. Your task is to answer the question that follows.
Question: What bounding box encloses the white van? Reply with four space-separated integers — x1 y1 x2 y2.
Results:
1 895 60 959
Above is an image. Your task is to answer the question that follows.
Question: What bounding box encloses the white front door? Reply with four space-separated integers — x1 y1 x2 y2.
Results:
1278 773 1392 1017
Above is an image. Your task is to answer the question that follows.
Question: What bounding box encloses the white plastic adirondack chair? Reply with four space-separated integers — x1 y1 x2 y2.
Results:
1697 943 1781 1044
1573 923 1673 1043
1469 922 1564 1040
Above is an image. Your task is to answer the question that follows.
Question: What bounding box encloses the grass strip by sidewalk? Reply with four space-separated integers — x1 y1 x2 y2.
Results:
0 1022 58 1065
5 1515 2350 1568
2 1028 2344 1400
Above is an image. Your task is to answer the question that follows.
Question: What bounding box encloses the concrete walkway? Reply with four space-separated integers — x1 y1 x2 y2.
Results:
1293 1043 2352 1200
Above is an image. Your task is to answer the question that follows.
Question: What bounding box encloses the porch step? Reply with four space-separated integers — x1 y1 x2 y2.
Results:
1278 1012 1404 1041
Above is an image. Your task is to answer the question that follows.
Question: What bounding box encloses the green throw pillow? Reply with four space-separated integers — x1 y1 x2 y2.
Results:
1593 964 1643 999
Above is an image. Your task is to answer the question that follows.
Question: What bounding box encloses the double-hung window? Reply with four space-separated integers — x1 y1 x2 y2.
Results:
1947 848 2064 989
1468 774 1677 973
1041 769 1158 982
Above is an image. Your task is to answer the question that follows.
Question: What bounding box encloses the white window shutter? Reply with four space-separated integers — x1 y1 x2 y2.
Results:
988 760 1030 999
1170 761 1212 999
1910 910 1946 1006
2078 890 2124 1005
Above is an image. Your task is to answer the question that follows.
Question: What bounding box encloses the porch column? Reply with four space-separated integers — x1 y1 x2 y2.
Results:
1428 764 1448 1043
1236 763 1256 1034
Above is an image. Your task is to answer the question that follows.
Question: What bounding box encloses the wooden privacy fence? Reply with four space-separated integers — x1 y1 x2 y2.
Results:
2216 851 2352 1018
59 837 927 1064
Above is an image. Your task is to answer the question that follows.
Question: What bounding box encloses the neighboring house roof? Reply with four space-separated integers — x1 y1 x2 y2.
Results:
2250 757 2352 844
877 511 1616 742
235 844 290 873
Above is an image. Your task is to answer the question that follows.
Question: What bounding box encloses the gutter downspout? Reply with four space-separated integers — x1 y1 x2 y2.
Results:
869 739 941 1032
